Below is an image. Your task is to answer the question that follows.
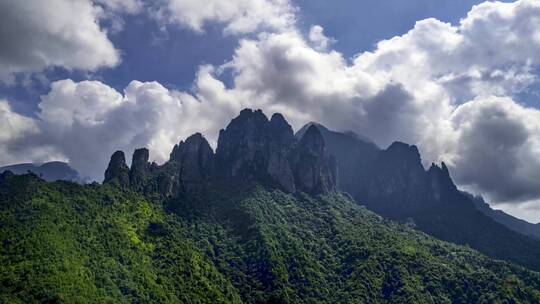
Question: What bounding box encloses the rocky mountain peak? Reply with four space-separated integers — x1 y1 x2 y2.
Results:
290 125 337 194
104 151 130 188
379 142 426 181
428 161 457 201
386 142 421 163
103 109 339 195
299 125 326 154
268 113 297 192
215 108 272 179
177 133 215 189
130 148 150 191
269 113 296 145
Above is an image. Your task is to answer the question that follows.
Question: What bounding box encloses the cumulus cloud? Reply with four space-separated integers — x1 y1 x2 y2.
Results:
156 0 295 34
0 0 295 83
0 100 61 165
450 97 540 203
354 0 540 102
1 73 246 180
308 25 335 51
94 0 143 14
220 29 452 150
0 0 120 83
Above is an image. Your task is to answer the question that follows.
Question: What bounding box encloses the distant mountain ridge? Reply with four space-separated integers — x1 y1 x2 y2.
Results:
465 192 540 239
297 122 540 272
297 123 540 239
0 161 84 183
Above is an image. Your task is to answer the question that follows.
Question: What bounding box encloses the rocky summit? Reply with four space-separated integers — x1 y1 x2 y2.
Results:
104 109 337 196
104 151 130 188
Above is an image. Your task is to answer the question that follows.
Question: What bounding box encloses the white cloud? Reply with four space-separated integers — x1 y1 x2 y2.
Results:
0 100 61 165
308 25 335 51
0 0 120 83
450 97 540 203
0 73 245 180
354 0 540 103
157 0 295 34
0 101 37 145
95 0 143 14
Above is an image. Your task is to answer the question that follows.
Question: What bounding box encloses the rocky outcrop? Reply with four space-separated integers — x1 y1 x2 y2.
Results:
104 151 130 188
290 125 337 195
362 142 434 218
171 133 215 192
267 113 296 192
296 123 379 198
129 148 150 191
103 109 339 195
216 109 274 179
215 109 298 192
428 162 457 201
371 142 428 191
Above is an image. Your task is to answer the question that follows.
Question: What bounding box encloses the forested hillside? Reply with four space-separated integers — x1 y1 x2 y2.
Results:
1 173 539 303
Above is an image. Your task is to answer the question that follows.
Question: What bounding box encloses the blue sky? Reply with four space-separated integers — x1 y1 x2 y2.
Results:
2 0 540 222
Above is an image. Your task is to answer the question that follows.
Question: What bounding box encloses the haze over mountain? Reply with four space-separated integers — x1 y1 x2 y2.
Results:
467 193 540 239
2 108 540 303
0 161 84 183
297 122 540 270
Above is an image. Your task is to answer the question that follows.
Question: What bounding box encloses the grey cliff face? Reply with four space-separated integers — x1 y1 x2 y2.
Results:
428 162 457 201
267 113 297 192
104 151 130 188
172 133 215 192
103 109 338 196
215 109 298 192
130 148 150 191
216 109 274 179
290 125 337 195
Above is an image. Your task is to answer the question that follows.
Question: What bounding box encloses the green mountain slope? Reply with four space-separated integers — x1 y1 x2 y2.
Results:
1 174 540 303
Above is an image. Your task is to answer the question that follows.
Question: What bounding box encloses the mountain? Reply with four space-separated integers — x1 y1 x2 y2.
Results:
103 109 337 197
296 123 379 198
302 123 540 272
3 109 540 303
0 161 84 183
2 172 540 303
466 192 540 240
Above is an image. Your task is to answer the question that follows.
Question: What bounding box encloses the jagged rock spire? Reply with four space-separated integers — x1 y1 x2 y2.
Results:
428 161 457 201
130 148 150 191
102 108 339 195
215 108 297 192
104 151 130 188
172 133 215 191
215 109 273 178
290 125 337 195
